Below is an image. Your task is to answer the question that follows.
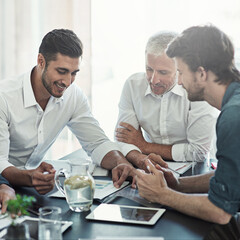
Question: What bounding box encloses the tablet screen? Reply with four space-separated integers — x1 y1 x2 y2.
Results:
86 204 165 225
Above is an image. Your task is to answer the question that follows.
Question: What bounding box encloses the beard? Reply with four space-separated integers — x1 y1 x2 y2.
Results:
187 89 204 101
184 81 204 102
41 67 63 98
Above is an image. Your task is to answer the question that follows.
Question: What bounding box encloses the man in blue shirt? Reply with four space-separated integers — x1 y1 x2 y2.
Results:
0 174 15 213
135 25 240 224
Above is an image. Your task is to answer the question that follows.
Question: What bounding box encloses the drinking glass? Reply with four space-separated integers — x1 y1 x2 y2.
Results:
192 151 210 175
55 158 95 212
192 151 198 175
38 206 62 240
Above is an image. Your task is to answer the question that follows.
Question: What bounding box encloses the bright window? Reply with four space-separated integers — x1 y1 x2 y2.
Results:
1 0 240 160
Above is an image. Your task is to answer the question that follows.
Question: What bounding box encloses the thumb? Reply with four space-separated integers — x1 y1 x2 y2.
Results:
145 159 158 175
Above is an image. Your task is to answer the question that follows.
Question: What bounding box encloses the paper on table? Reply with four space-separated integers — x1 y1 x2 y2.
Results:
165 161 192 175
0 214 11 232
78 238 164 240
0 216 72 239
93 166 109 176
48 179 129 201
94 180 129 200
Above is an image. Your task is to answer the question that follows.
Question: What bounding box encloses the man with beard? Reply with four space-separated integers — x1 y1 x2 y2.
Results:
135 25 240 225
0 29 145 194
115 31 218 169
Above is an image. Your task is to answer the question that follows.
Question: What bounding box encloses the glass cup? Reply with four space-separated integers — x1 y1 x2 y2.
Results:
192 151 210 175
55 158 95 212
38 206 62 240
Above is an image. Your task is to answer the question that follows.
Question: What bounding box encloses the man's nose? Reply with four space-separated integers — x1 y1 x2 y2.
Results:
63 74 73 87
178 75 183 85
150 71 159 85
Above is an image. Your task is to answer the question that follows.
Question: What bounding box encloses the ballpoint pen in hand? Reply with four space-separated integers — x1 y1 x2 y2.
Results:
167 167 180 175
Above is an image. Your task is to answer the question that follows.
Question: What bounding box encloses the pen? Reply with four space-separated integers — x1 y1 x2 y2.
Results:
175 164 188 172
168 167 180 175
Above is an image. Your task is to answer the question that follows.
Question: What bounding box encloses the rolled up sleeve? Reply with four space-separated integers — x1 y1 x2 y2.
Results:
208 176 240 214
91 141 121 166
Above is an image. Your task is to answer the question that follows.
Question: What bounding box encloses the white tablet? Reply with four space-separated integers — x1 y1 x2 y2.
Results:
86 204 165 225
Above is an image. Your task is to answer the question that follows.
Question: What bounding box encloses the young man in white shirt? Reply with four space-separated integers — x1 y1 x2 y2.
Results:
115 31 218 168
0 29 146 194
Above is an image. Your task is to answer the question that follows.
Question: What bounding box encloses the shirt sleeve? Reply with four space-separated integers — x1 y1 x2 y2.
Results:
0 94 14 173
172 101 219 162
208 106 240 214
114 77 142 155
0 174 12 187
67 87 121 166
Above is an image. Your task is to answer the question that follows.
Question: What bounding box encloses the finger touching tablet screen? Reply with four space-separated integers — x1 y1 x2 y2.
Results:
86 204 165 225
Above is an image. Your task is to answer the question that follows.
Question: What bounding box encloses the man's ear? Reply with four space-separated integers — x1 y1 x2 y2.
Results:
37 53 46 68
197 66 207 82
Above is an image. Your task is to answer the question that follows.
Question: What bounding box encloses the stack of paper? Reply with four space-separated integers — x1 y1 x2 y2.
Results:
48 179 129 201
165 161 192 175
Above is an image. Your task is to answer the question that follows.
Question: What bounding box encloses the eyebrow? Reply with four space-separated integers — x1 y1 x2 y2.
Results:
56 67 80 74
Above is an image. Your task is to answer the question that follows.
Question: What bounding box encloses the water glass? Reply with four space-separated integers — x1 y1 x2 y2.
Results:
192 151 210 175
38 206 62 240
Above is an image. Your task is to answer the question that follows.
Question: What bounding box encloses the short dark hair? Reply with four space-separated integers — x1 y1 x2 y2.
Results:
166 24 240 85
39 29 83 66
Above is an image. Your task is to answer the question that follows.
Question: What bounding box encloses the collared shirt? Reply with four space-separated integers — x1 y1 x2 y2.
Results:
0 69 126 172
208 81 240 215
115 72 219 162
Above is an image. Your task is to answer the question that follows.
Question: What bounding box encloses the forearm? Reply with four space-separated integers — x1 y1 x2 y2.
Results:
161 189 231 224
177 171 215 193
143 143 172 160
101 150 132 170
2 166 33 187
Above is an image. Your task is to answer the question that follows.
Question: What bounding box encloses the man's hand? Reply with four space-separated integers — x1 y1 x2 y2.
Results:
31 162 56 195
155 164 179 190
112 163 136 189
0 184 15 214
135 159 169 204
138 153 168 172
146 153 168 169
116 122 147 152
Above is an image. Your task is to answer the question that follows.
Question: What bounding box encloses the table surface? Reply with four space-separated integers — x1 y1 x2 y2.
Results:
16 149 215 240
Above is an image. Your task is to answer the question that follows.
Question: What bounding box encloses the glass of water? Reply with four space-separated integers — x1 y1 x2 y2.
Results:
38 206 62 240
192 151 198 175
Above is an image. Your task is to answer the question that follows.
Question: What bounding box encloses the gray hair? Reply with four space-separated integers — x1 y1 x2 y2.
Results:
145 31 178 56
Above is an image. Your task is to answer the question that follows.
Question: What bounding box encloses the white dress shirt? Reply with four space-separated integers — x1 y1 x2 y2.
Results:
115 72 219 162
0 69 130 172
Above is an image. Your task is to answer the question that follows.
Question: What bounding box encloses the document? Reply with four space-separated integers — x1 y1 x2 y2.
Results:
48 179 129 201
94 180 129 200
78 237 164 240
166 161 192 175
0 216 72 239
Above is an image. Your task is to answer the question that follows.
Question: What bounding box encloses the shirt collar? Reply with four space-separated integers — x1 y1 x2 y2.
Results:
144 82 184 98
23 68 64 108
222 82 240 107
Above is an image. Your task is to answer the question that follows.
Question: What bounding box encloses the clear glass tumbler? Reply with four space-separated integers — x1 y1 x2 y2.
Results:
38 206 62 240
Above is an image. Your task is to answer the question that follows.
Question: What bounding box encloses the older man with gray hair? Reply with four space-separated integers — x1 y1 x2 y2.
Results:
115 31 218 168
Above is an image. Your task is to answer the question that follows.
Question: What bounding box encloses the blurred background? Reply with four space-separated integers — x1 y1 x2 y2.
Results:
1 0 240 160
